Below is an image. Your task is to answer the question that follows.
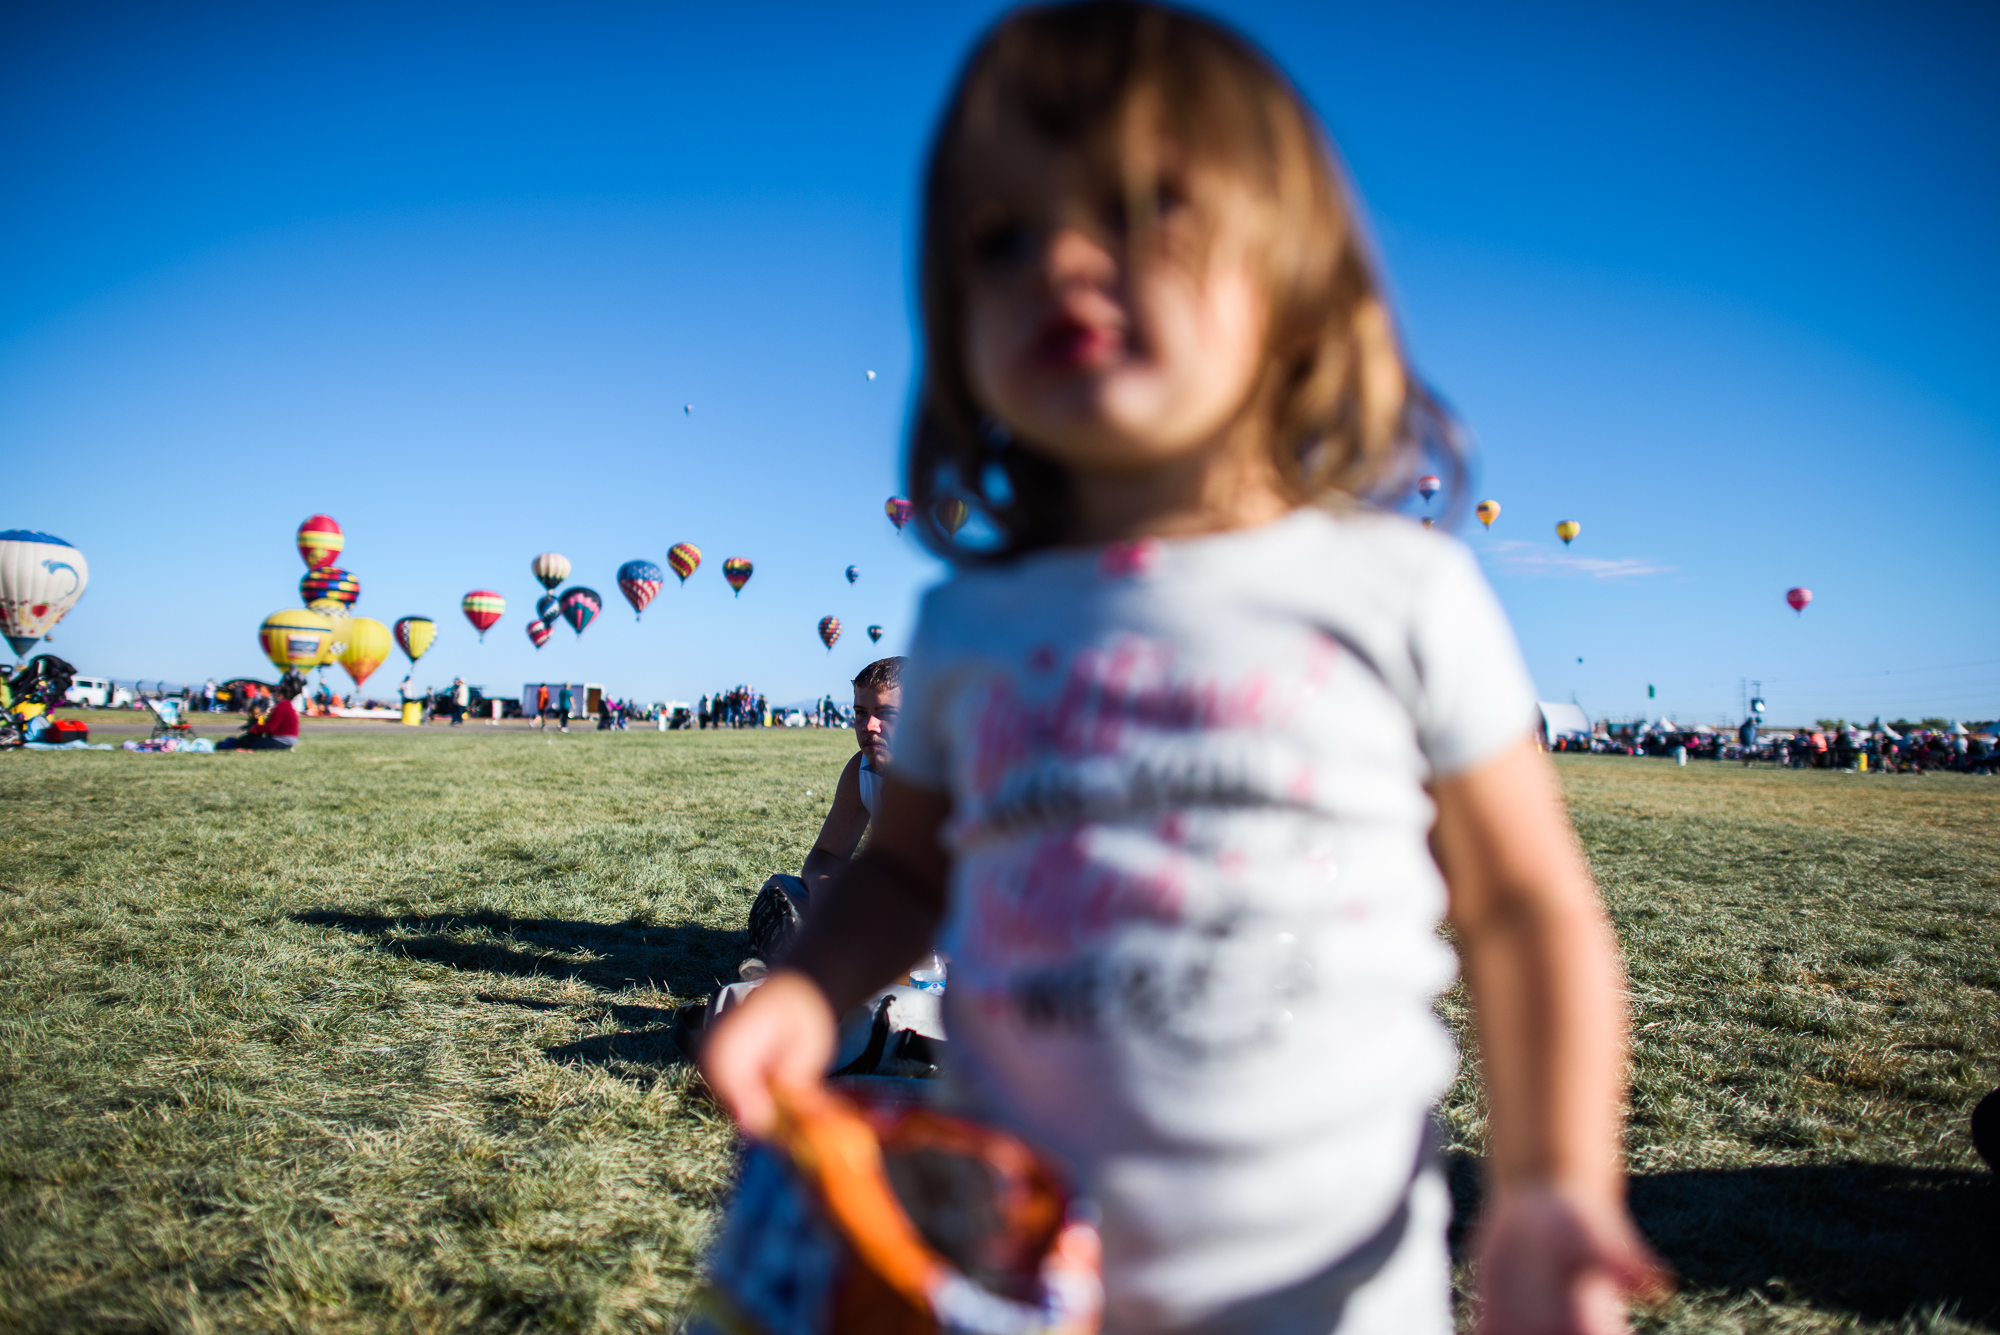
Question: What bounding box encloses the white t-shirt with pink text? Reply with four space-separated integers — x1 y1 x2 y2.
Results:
893 508 1537 1332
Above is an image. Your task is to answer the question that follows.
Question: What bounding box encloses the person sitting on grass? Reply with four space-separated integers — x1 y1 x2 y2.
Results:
218 673 302 751
743 656 904 963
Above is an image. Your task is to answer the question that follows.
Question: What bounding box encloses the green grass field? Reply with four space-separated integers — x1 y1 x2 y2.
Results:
1 736 1994 1333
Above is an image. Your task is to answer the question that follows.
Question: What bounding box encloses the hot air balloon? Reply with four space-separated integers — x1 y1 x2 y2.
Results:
723 558 753 596
314 607 352 667
1420 518 1434 529
393 616 435 663
296 515 343 570
818 616 842 651
885 497 913 532
532 553 570 592
867 625 883 644
1786 587 1812 615
462 590 505 640
1416 475 1440 503
845 565 860 584
618 559 665 618
1476 500 1500 529
301 567 360 607
536 593 560 624
559 587 601 635
339 617 392 688
527 618 552 648
937 498 970 536
668 542 702 585
259 609 333 672
865 370 877 380
1556 520 1581 546
0 530 90 659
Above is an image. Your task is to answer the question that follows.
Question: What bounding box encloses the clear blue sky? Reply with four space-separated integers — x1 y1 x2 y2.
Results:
3 1 1994 724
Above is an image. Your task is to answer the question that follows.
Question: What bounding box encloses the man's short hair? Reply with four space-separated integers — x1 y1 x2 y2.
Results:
852 657 905 692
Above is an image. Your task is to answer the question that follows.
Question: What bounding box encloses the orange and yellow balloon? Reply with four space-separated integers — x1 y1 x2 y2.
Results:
1476 500 1500 529
1556 520 1581 546
339 617 392 688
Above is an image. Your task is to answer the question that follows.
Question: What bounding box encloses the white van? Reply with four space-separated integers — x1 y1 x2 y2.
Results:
67 677 112 708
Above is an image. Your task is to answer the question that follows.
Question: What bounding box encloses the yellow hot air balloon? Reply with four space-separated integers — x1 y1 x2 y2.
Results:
393 616 435 663
259 609 334 672
1556 520 1581 546
339 617 392 688
311 604 352 666
1475 499 1500 529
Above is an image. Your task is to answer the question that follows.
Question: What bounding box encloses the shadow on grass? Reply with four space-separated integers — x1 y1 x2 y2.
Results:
1449 1153 2000 1327
294 907 745 999
543 1026 688 1085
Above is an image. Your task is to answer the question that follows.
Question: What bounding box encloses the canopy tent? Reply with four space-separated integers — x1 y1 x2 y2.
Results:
1537 701 1592 741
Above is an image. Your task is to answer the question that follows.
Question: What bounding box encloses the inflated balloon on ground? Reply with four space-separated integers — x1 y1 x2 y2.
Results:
723 559 753 595
818 616 841 651
559 587 601 635
339 618 392 688
532 553 570 592
393 616 435 663
1556 520 1581 546
669 542 702 584
617 560 664 618
259 609 333 672
1476 500 1500 529
0 530 89 659
296 515 343 570
462 591 505 640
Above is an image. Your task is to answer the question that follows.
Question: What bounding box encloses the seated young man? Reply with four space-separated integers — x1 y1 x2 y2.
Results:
218 673 303 751
744 656 902 962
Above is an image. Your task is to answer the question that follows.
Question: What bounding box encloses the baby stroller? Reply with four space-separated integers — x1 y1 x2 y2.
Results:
0 654 75 747
144 695 195 742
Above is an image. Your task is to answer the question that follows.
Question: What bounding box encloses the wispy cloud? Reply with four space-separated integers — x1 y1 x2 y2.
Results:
1481 540 1674 580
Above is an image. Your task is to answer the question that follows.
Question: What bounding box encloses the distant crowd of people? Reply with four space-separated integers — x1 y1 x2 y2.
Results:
699 687 768 729
1549 721 1996 774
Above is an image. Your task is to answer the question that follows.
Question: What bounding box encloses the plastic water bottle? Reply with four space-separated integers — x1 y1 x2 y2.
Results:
909 950 947 995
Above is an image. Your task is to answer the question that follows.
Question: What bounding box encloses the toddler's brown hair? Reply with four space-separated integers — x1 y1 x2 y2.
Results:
908 0 1456 560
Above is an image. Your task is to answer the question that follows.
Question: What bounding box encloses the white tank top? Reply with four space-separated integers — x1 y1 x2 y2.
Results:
857 756 882 818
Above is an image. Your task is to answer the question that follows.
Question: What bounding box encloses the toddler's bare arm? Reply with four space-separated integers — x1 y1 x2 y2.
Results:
1433 738 1668 1334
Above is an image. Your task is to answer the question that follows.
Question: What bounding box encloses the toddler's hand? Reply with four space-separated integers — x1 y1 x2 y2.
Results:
1474 1183 1671 1335
698 969 838 1137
